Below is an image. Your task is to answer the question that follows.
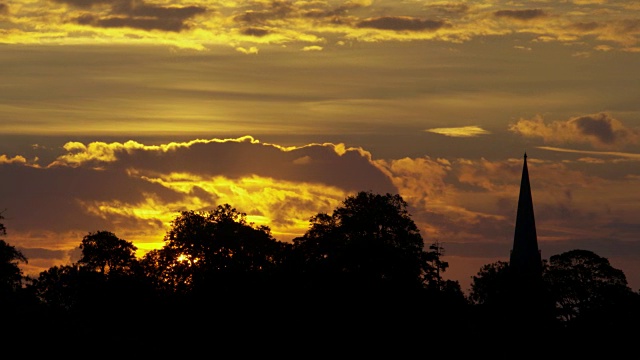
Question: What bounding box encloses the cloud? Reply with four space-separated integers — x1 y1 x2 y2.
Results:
46 137 395 193
241 27 270 37
386 155 625 252
425 126 491 137
293 156 312 165
57 0 207 32
1 137 397 265
494 9 548 21
356 16 448 31
425 3 469 16
302 45 323 51
509 113 640 150
376 156 521 247
571 22 601 32
233 1 295 25
236 46 259 54
0 154 26 164
375 156 451 209
2 0 638 50
302 1 367 19
538 146 640 160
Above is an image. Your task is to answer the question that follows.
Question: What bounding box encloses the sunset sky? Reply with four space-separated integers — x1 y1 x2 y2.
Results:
1 0 639 293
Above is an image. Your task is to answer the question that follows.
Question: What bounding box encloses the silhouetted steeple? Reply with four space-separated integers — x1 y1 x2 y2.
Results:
505 154 554 330
509 153 542 282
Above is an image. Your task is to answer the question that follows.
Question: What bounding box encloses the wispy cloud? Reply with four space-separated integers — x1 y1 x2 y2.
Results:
538 146 640 160
425 126 491 137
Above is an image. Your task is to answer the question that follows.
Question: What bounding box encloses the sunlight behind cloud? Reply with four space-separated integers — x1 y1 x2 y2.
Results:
84 172 349 245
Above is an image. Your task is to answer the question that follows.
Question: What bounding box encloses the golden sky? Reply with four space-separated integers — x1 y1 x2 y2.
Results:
1 0 640 292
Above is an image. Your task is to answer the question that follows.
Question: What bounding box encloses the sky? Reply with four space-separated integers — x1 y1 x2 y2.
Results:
1 0 640 294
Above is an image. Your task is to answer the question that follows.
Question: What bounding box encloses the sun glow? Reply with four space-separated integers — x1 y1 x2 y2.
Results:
78 173 348 248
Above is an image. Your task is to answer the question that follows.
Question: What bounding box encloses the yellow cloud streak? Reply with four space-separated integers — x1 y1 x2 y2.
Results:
425 126 491 137
538 146 640 160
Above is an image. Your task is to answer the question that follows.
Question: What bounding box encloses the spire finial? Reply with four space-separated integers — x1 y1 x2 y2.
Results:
524 152 527 160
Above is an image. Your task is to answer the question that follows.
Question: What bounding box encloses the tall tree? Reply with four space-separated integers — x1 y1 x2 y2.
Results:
423 241 450 290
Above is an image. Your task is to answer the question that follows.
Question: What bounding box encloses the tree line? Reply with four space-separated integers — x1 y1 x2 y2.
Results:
1 191 639 348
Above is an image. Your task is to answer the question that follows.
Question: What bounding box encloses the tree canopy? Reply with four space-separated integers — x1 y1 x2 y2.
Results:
292 191 452 294
78 230 138 276
546 249 637 327
141 204 290 297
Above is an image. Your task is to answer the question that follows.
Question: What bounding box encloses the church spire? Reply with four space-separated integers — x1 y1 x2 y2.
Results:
509 153 542 280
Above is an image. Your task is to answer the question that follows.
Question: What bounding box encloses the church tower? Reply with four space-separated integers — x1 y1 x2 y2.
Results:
505 153 554 330
509 153 542 284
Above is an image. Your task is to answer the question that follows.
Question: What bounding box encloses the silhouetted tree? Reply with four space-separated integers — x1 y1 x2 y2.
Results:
31 264 82 312
469 248 640 343
468 260 511 306
0 240 27 296
423 241 451 290
141 204 290 300
140 246 190 295
0 217 39 333
28 231 153 332
292 191 434 292
29 262 147 338
546 249 640 330
288 191 471 342
78 230 138 276
471 260 560 337
0 213 34 318
0 212 27 293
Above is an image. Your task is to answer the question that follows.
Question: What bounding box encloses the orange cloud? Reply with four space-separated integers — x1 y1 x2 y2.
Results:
375 156 450 208
509 113 640 150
